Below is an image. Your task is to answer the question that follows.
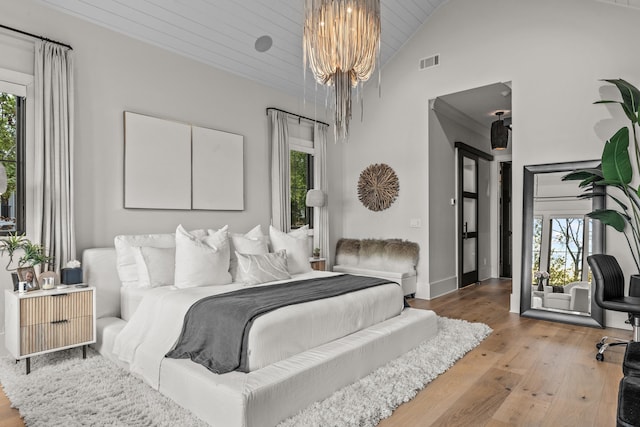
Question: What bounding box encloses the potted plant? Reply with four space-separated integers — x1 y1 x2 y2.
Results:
533 270 549 291
0 232 53 289
313 247 321 258
564 79 640 277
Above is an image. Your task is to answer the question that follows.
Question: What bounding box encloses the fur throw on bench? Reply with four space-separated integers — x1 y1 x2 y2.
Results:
333 238 420 296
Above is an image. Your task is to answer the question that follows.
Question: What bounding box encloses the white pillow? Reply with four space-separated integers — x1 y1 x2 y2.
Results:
174 224 232 288
236 250 290 286
114 229 208 288
229 225 269 281
133 246 176 288
114 233 175 288
269 225 312 274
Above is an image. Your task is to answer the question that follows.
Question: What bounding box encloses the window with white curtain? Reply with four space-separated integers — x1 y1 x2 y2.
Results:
289 120 315 230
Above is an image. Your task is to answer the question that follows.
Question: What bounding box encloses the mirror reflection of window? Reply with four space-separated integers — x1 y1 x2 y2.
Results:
531 171 594 315
549 217 585 286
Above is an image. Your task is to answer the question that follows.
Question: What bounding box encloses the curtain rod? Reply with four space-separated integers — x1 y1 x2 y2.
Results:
266 107 329 127
0 24 73 50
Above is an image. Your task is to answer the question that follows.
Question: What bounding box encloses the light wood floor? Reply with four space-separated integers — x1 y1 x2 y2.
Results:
381 278 623 427
0 278 626 426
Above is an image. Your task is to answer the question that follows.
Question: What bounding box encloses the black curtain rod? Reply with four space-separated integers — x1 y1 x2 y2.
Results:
0 24 73 50
266 107 329 127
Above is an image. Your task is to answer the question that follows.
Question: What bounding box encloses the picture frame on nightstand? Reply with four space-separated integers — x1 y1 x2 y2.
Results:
17 267 39 291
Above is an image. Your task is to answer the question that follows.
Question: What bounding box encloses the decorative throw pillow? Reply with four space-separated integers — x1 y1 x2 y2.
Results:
229 225 269 281
174 224 232 288
268 225 312 275
236 250 290 286
133 246 176 288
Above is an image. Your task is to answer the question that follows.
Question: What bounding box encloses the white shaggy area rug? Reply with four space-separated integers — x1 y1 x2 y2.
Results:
0 316 490 427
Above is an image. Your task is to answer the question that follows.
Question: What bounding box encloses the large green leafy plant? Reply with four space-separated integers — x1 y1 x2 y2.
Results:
564 79 640 271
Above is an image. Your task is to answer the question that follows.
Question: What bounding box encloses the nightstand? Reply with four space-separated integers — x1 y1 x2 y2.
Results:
309 257 326 271
4 286 96 374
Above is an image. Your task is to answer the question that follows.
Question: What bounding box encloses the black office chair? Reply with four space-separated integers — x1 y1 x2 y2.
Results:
587 254 640 361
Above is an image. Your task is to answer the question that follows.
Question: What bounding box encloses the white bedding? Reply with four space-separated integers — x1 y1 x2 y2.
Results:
120 287 148 321
112 271 404 388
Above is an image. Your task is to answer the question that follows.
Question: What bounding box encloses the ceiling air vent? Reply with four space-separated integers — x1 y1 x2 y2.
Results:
419 54 440 71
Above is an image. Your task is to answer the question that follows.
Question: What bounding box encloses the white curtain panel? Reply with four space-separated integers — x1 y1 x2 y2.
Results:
269 110 290 231
34 40 76 272
313 123 330 267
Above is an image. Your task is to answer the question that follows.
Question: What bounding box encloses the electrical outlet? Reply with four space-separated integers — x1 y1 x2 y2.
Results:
409 218 421 228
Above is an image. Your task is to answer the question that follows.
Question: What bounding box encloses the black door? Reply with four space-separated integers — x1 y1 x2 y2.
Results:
500 162 512 278
458 150 479 287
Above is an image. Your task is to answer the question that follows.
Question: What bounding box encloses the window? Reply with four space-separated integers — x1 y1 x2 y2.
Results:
0 90 25 234
290 149 314 228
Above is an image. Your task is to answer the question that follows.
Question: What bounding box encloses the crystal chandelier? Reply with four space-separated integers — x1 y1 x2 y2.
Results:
303 0 381 140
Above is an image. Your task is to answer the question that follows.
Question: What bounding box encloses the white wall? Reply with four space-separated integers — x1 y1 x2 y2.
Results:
2 0 342 253
0 0 344 338
342 0 638 328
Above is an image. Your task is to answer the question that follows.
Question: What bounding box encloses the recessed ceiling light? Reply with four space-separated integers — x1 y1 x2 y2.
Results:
254 35 272 53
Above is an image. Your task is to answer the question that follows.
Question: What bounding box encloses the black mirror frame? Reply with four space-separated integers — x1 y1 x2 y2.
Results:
520 160 604 328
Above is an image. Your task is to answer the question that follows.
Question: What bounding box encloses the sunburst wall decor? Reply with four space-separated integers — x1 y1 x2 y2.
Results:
357 163 399 211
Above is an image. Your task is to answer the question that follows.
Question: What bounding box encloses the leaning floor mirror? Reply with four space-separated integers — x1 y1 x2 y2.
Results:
520 160 604 327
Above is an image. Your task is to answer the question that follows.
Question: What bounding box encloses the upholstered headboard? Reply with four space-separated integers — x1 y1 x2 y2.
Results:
82 248 121 319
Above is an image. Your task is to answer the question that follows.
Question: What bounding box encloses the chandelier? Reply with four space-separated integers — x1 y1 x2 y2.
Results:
303 0 381 140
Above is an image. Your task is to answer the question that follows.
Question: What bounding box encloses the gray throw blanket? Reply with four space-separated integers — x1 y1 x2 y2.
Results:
165 274 396 374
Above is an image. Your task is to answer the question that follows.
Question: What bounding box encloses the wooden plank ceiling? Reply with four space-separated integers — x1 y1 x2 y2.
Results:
37 0 448 102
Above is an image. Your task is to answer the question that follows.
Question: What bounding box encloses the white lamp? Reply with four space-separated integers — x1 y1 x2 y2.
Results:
305 189 325 207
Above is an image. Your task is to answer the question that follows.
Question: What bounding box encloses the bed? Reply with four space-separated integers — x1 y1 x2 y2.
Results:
84 226 438 427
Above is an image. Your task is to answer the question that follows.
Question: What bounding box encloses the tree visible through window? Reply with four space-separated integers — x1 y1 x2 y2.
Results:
549 217 584 286
290 150 313 229
532 215 587 286
0 92 24 233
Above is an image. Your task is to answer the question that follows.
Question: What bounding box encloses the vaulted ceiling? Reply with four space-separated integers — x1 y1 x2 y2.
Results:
38 0 448 103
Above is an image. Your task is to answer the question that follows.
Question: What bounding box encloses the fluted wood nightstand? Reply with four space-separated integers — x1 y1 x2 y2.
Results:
4 286 96 374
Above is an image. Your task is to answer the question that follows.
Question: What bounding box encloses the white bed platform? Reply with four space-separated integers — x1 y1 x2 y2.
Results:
85 248 438 427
